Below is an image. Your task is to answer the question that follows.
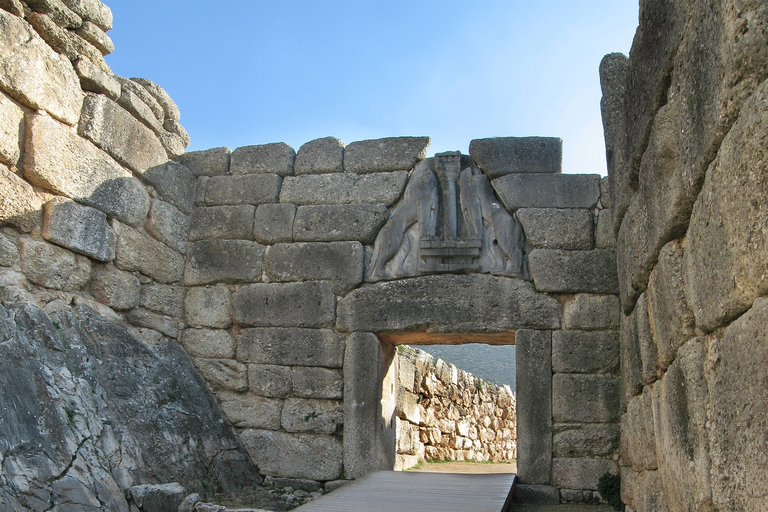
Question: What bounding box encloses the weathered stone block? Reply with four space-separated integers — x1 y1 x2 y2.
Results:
19 237 90 290
0 0 24 17
193 175 208 206
184 240 265 285
216 392 281 430
685 79 768 332
293 204 388 243
337 274 560 333
622 385 657 470
42 198 115 261
61 0 113 31
292 367 343 399
253 203 295 244
0 10 83 125
132 77 180 122
113 221 184 283
707 297 768 511
594 209 615 249
230 143 295 176
130 483 186 512
528 249 618 294
553 374 619 423
492 173 601 209
194 358 247 392
126 307 178 338
515 330 552 485
344 136 430 173
24 113 150 225
181 329 234 359
88 264 140 310
74 58 119 100
232 281 335 328
143 161 196 215
553 424 619 458
237 328 345 368
145 199 189 254
116 76 164 130
281 398 342 435
563 294 620 331
469 137 562 178
176 147 231 177
247 364 291 398
621 467 669 512
139 283 183 317
264 242 363 295
295 136 344 174
240 430 342 481
517 208 594 250
184 285 231 328
279 172 407 206
78 94 167 175
513 485 560 505
552 458 617 491
189 205 255 241
620 293 658 412
205 173 282 206
76 20 113 55
0 233 19 267
0 165 45 232
0 91 23 168
552 330 619 374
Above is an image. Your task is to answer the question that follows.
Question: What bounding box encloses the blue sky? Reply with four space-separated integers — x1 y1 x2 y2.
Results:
104 1 637 175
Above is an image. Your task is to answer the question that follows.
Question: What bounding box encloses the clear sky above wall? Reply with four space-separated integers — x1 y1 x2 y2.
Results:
104 0 637 175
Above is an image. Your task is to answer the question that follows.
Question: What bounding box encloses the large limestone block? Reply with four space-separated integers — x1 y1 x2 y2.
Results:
88 264 140 310
78 94 167 175
295 136 344 174
131 77 180 122
552 424 619 458
281 398 343 435
232 281 335 328
0 0 24 17
621 468 670 512
492 173 601 210
253 203 295 244
184 285 231 329
0 233 19 267
184 240 265 285
181 329 234 359
551 330 619 375
126 307 178 338
19 237 90 290
684 78 768 332
0 91 23 167
528 249 618 294
61 0 112 31
337 274 560 333
216 392 281 430
176 147 231 177
264 241 363 295
621 385 657 470
552 374 619 423
469 137 562 178
599 53 630 236
237 328 345 368
194 358 247 392
116 77 164 129
42 198 115 261
189 205 255 241
563 294 620 331
247 364 291 398
594 209 615 249
230 142 295 176
74 58 119 100
0 165 46 232
24 113 150 225
139 283 184 317
647 240 694 369
240 430 342 481
615 194 649 313
279 171 407 206
293 204 388 244
707 298 768 511
113 221 184 283
145 199 189 254
620 292 658 408
76 20 113 56
292 367 343 399
552 458 617 491
515 330 552 485
517 208 594 250
343 136 430 173
0 10 83 125
653 337 713 512
143 161 196 215
205 174 282 206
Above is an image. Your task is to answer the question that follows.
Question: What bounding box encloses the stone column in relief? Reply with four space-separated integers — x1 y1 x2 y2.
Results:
516 329 553 485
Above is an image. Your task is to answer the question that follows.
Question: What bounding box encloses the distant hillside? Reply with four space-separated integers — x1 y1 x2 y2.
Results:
416 344 516 391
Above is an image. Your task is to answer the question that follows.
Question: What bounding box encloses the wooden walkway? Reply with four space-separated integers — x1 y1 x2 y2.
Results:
293 471 515 512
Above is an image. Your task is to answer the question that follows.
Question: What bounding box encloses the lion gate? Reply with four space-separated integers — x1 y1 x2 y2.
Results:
179 135 620 503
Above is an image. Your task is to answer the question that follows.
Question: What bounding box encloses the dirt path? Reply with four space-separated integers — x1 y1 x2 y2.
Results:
406 460 517 474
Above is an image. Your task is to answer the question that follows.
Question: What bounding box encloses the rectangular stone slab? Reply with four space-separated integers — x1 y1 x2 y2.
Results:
469 136 562 178
492 173 601 209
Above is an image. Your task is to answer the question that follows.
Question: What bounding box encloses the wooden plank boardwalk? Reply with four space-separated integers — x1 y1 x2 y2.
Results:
293 471 515 512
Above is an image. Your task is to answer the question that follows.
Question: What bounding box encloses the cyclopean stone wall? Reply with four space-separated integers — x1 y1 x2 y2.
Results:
601 1 768 511
394 346 517 471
